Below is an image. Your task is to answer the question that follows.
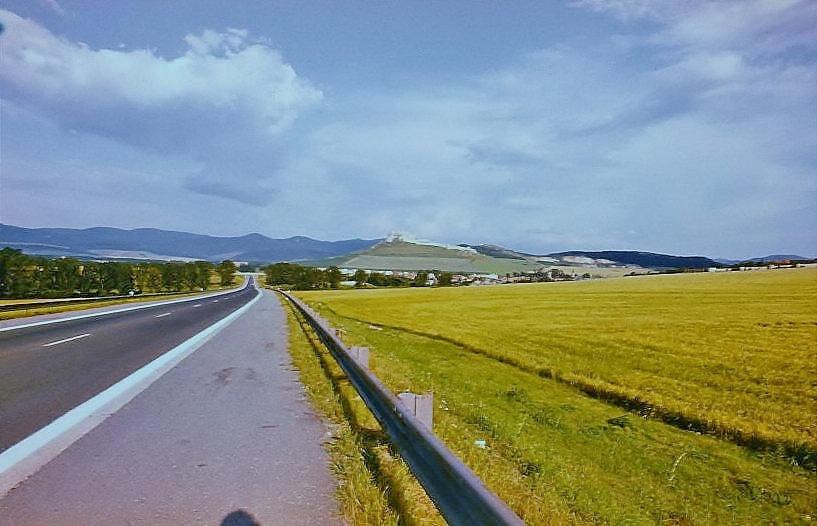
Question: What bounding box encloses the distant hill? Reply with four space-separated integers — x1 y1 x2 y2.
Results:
715 254 810 265
546 250 719 269
747 254 808 263
0 224 379 263
464 245 718 270
311 237 675 275
460 244 532 260
312 238 539 273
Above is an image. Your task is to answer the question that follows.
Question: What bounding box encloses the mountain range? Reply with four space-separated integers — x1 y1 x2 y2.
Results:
2 224 803 271
0 224 380 263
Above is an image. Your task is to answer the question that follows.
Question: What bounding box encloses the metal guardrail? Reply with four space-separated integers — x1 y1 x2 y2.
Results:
279 290 524 526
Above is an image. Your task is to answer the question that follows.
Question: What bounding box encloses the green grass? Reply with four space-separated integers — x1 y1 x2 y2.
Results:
294 268 817 523
280 293 444 525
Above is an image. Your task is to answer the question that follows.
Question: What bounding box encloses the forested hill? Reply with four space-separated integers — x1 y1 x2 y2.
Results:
548 250 719 269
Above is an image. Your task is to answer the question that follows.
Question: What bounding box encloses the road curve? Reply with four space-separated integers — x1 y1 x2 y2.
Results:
0 281 257 451
0 288 339 524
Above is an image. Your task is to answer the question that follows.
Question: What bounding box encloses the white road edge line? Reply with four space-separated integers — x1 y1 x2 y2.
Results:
42 334 91 347
0 285 246 333
0 286 262 498
154 312 172 318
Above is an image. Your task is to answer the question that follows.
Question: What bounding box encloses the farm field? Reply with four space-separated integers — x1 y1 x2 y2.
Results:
294 268 817 523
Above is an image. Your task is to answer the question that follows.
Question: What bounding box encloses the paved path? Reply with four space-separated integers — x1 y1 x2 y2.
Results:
0 290 339 525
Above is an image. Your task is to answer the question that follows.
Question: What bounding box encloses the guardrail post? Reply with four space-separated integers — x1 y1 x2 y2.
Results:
349 346 370 368
398 392 433 430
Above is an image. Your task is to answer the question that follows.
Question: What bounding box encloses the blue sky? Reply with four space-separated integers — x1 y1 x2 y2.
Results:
1 1 815 259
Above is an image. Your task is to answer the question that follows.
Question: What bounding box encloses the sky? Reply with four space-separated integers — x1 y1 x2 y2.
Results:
0 1 815 259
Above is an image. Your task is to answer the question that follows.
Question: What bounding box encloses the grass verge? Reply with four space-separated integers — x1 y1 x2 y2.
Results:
279 292 444 525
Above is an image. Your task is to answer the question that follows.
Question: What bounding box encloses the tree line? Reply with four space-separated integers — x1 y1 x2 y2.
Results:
263 262 343 290
0 248 237 298
263 262 454 290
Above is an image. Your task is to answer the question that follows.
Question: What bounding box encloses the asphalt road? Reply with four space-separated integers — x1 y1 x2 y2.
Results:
0 280 258 451
0 288 339 524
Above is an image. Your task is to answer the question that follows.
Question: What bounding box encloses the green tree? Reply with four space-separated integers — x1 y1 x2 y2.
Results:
194 261 212 290
0 248 39 297
326 266 342 289
217 260 238 286
413 271 428 287
144 265 163 292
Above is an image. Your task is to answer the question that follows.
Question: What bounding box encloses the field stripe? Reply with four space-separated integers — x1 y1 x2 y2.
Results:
319 306 817 470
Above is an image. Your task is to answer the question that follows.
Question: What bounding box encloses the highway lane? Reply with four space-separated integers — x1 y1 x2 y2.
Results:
0 279 258 452
0 289 339 525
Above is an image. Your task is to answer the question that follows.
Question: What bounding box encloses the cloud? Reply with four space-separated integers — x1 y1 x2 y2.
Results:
269 1 816 255
1 4 814 257
652 0 817 52
184 178 275 207
570 0 676 21
39 0 65 16
0 9 321 202
574 0 817 55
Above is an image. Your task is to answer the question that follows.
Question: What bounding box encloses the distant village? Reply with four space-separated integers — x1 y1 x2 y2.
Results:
264 262 603 290
334 267 592 287
263 258 815 291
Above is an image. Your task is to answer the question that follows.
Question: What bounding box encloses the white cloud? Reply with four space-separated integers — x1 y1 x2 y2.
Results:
0 9 321 189
1 4 814 257
39 0 65 16
654 0 817 51
264 1 816 254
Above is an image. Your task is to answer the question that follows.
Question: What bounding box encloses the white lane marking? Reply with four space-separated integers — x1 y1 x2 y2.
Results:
193 304 202 308
0 285 248 333
0 288 263 497
154 312 172 318
42 333 91 347
212 300 219 303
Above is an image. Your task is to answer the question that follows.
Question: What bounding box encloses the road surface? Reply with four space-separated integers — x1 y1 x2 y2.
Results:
0 282 257 451
0 284 339 524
